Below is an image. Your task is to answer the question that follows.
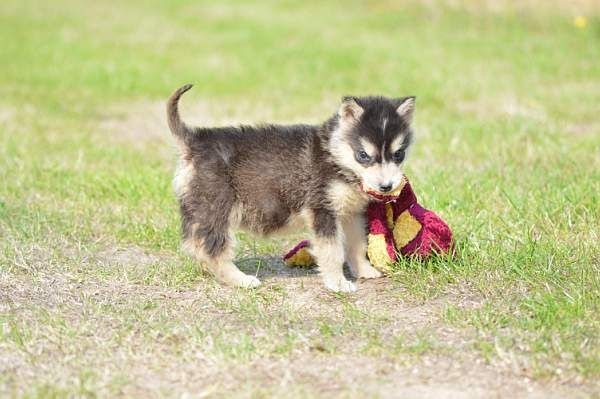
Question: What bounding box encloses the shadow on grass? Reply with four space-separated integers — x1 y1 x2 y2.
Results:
235 255 320 280
236 250 461 282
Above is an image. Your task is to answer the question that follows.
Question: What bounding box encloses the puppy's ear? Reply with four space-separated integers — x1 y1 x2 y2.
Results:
339 96 364 121
396 96 415 123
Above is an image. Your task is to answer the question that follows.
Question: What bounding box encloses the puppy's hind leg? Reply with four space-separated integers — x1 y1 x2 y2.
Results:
175 146 259 288
211 255 261 289
183 228 260 288
181 192 260 288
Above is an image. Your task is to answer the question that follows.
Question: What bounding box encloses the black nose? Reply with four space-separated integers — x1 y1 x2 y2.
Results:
379 183 393 192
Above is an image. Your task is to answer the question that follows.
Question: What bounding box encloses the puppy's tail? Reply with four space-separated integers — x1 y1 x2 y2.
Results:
167 84 193 141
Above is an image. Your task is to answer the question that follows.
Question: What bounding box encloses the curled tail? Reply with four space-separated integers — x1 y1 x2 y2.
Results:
167 84 193 140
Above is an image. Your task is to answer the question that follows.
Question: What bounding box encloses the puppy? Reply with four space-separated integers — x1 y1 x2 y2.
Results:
167 84 415 292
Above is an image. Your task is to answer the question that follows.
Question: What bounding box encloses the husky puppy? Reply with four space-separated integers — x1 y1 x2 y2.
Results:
167 84 415 292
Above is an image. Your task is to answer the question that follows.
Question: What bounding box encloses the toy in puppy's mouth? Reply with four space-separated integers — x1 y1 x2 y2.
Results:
284 174 454 274
361 175 408 201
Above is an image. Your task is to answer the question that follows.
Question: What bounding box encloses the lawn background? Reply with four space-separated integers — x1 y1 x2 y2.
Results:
1 0 599 397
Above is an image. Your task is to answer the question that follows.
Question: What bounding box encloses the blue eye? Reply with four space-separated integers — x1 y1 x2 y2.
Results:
392 149 405 163
356 150 371 164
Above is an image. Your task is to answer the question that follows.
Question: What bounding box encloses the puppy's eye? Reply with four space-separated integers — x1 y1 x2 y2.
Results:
355 150 372 164
392 149 405 163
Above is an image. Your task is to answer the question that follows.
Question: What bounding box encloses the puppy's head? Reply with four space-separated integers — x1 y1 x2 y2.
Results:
329 95 415 195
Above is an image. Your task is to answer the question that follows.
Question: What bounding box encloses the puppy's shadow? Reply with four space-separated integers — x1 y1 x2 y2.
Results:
236 255 317 280
236 255 354 281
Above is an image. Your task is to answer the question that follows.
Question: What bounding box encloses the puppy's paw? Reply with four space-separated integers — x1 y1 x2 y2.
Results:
221 272 261 289
354 262 383 279
237 274 261 289
323 276 357 293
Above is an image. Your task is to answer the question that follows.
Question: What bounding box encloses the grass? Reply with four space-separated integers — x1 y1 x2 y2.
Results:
1 0 599 397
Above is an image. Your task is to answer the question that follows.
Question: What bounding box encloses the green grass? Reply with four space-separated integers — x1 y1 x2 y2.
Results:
1 0 599 397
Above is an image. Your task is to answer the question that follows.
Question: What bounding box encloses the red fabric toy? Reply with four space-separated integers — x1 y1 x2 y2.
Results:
283 176 453 274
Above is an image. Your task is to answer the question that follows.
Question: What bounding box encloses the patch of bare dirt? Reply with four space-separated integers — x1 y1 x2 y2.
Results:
1 244 598 398
0 107 16 125
99 344 592 398
223 353 589 399
95 245 161 266
565 121 600 136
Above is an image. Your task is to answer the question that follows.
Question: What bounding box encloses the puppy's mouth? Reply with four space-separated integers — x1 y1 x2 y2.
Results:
361 177 407 201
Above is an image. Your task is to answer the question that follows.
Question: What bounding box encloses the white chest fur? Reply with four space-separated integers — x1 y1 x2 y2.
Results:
326 181 370 217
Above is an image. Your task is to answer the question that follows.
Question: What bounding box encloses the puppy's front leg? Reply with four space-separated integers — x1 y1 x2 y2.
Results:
311 208 356 293
342 214 382 279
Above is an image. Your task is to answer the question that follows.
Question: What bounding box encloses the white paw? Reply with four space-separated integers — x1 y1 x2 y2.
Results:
323 277 357 293
355 263 383 279
222 273 261 288
237 274 261 288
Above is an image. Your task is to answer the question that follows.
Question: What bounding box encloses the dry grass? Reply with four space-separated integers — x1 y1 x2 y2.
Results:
1 0 599 397
1 238 597 397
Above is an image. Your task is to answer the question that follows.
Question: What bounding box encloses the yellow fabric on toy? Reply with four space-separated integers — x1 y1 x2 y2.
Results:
283 247 314 267
367 233 394 273
393 210 422 249
385 203 394 230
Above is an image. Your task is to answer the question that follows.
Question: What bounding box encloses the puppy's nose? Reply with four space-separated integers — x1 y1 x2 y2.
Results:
379 183 393 192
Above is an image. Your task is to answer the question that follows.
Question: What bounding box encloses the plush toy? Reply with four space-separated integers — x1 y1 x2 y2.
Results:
283 176 453 274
